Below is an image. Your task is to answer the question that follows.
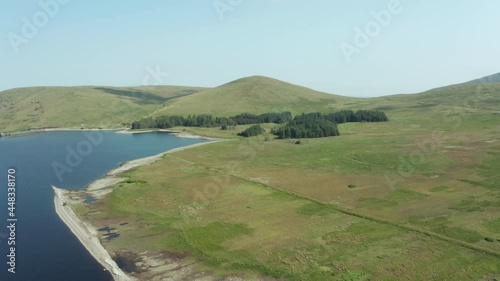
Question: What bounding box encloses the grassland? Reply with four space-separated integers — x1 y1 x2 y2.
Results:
6 75 500 279
73 78 500 280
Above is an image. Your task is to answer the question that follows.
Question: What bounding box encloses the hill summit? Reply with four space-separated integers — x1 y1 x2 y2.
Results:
158 76 349 116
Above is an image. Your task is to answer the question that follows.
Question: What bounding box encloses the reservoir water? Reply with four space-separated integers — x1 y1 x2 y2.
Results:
0 130 207 281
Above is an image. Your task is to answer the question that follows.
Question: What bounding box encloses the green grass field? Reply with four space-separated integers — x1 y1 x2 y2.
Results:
5 75 500 279
78 98 499 280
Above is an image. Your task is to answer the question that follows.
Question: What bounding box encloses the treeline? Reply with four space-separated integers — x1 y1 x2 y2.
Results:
130 110 388 139
131 112 292 129
131 115 228 129
231 112 292 125
325 110 388 123
271 110 387 139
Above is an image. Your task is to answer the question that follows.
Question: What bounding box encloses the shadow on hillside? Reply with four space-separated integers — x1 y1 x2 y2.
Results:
94 87 167 105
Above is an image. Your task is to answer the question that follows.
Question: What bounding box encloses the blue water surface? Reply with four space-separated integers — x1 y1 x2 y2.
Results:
0 130 206 281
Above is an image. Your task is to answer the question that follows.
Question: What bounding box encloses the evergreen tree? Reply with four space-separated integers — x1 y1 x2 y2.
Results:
237 125 265 137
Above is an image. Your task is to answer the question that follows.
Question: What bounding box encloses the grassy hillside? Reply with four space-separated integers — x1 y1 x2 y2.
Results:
0 76 360 132
153 75 500 120
2 73 495 279
155 76 354 116
72 75 500 280
3 74 499 133
383 81 500 111
462 72 500 85
0 85 206 132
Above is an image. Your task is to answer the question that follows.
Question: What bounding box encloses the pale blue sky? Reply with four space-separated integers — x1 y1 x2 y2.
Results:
1 0 499 97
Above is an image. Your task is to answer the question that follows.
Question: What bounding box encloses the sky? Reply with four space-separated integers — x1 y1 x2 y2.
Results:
1 0 500 97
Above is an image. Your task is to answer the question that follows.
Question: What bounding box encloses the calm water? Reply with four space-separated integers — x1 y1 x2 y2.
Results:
0 130 207 281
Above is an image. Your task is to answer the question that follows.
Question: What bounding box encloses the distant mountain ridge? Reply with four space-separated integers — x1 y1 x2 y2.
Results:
1 73 500 132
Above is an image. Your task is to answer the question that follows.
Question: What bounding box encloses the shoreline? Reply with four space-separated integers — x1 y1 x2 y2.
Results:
116 128 222 141
53 133 227 281
1 127 125 138
53 186 133 281
1 126 221 142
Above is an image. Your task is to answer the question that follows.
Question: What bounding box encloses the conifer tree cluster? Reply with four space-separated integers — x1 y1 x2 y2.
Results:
271 113 340 139
237 125 265 137
131 112 292 129
130 110 388 139
324 110 388 123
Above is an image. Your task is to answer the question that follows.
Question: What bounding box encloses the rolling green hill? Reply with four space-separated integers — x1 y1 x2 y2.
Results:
4 73 499 279
77 73 500 280
400 83 500 110
155 74 500 119
155 76 354 116
462 72 500 85
0 85 207 132
2 73 499 133
338 73 500 117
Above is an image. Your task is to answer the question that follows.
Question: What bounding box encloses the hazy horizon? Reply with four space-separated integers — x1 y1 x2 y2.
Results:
2 0 500 97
